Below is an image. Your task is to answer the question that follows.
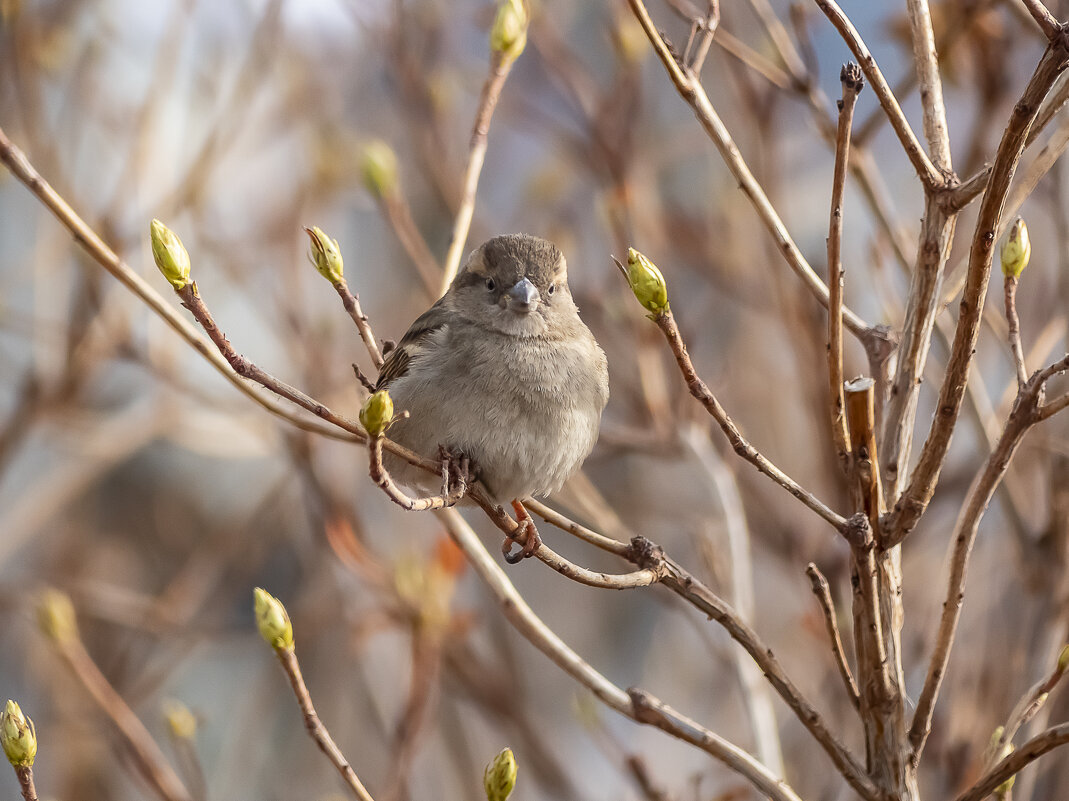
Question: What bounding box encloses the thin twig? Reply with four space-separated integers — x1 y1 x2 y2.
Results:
524 498 632 556
332 278 384 369
985 645 1069 772
827 63 863 474
54 637 193 801
434 508 809 801
649 307 847 531
811 0 944 189
627 538 878 800
624 0 872 339
1005 276 1030 389
275 647 377 801
367 435 467 512
805 563 861 710
379 192 441 296
887 43 1069 546
0 125 356 441
14 767 38 801
439 50 518 295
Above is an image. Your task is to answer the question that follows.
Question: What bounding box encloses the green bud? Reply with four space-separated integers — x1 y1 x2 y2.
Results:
304 226 344 284
995 742 1016 794
1001 217 1030 279
623 247 669 317
483 747 517 801
1057 643 1069 674
360 140 399 200
37 587 77 645
162 698 197 741
1 701 36 768
253 588 294 651
150 219 192 290
489 0 527 62
360 390 394 438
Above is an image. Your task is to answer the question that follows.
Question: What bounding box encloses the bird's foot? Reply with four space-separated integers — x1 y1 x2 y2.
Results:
501 499 541 564
436 446 472 506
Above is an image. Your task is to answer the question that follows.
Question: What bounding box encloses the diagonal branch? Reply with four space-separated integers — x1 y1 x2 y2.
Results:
811 0 945 189
886 43 1069 545
953 722 1069 801
625 0 872 339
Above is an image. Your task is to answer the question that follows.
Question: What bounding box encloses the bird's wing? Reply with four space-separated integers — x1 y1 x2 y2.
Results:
375 297 452 390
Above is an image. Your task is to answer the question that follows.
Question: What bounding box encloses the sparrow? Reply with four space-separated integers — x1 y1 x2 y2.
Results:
375 233 609 559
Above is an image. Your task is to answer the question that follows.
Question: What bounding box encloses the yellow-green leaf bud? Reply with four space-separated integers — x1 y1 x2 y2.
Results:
37 587 77 645
253 588 294 651
304 226 344 284
360 390 394 438
150 219 192 290
360 140 399 200
1001 217 1030 279
483 747 517 801
624 247 669 317
490 0 527 63
1057 643 1069 674
1 701 36 768
162 698 197 741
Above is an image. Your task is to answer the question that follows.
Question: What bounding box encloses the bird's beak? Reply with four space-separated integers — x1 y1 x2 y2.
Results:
507 278 540 313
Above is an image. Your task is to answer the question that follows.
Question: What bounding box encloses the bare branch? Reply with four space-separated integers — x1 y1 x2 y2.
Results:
648 306 847 531
805 563 861 710
811 0 944 189
275 647 377 801
1021 0 1061 41
904 0 953 170
827 63 863 474
1005 277 1030 389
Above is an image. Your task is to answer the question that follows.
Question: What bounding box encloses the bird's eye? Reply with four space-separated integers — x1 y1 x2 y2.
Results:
547 284 556 295
485 278 496 291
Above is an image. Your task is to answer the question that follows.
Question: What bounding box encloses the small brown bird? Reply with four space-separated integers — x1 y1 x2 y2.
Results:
376 234 609 559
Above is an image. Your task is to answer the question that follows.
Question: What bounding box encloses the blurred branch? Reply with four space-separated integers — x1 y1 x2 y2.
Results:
440 42 522 295
434 508 811 801
904 0 953 171
46 619 193 801
953 722 1069 801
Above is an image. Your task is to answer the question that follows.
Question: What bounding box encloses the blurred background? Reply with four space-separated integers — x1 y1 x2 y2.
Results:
2 0 1069 799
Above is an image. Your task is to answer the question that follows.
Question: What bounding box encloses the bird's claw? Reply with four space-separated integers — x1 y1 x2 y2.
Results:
436 446 472 505
501 500 541 564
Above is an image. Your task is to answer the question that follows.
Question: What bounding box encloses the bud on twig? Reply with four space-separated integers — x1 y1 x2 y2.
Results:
1058 643 1069 674
489 0 528 63
304 226 344 285
1 701 36 768
360 390 394 437
360 140 399 200
162 699 197 741
253 588 294 651
483 747 517 801
619 248 669 318
150 219 192 290
37 587 77 645
1001 217 1030 279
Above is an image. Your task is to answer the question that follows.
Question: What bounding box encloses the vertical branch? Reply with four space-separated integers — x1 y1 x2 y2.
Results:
904 0 953 171
1004 275 1030 388
827 63 864 472
846 378 883 534
440 50 519 295
887 44 1069 545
